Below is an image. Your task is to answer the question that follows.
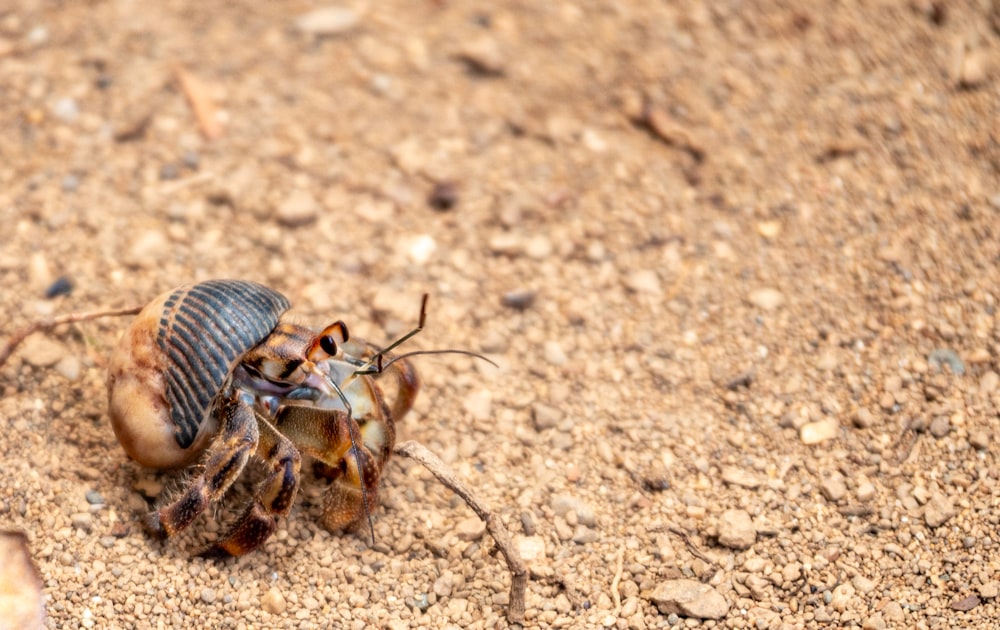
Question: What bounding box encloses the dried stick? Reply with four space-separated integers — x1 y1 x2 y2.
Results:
610 545 624 613
394 440 527 624
667 526 718 568
0 307 142 368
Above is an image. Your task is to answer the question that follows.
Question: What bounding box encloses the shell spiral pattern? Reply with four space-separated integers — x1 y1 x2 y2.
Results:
157 280 289 448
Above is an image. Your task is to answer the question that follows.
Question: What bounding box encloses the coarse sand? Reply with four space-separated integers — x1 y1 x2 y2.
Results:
2 1 1000 628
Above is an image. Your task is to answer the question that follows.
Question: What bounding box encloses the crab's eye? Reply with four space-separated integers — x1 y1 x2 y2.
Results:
307 321 350 362
320 335 338 356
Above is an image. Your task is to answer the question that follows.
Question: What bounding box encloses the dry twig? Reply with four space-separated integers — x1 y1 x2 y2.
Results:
610 545 624 613
667 526 718 567
394 440 527 624
0 307 142 368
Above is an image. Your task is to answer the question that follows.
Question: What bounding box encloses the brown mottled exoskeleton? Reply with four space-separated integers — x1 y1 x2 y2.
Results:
106 279 418 556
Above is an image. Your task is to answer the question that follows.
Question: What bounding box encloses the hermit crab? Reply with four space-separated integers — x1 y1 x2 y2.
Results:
0 279 526 621
106 279 421 556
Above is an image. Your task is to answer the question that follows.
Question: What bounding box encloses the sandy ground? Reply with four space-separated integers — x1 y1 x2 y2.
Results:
2 1 1000 628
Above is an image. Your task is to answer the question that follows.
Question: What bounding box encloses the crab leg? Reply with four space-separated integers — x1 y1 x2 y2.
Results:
203 417 301 557
144 393 259 539
274 404 385 531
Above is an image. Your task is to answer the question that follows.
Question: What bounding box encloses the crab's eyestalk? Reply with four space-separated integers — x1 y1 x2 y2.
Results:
307 321 350 363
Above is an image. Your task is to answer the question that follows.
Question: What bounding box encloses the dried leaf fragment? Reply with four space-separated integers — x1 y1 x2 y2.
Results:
174 65 224 140
0 531 45 630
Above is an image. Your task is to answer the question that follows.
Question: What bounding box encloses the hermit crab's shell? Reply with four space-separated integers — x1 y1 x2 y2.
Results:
107 280 290 469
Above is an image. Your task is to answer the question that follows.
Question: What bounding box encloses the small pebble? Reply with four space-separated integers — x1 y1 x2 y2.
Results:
978 581 1000 599
182 150 200 169
554 516 573 541
200 588 216 604
925 493 955 527
410 593 430 612
748 288 785 310
782 562 802 585
646 579 730 620
800 419 838 444
980 371 1000 394
566 463 582 482
454 517 486 542
514 535 547 568
520 511 536 536
501 289 535 310
406 234 436 265
853 408 876 428
855 480 876 502
757 220 781 238
720 466 761 488
456 35 505 75
462 389 492 421
531 403 562 430
70 513 92 531
85 490 104 505
432 574 453 597
428 181 458 210
20 336 65 368
61 175 79 192
718 509 756 549
830 582 855 611
275 190 320 227
969 429 990 450
26 26 49 46
572 525 599 544
125 230 170 269
852 576 877 594
882 601 905 622
55 356 82 381
51 97 79 122
525 235 553 259
640 460 670 491
624 269 662 295
928 348 965 375
929 416 950 438
133 478 163 499
44 276 73 298
551 494 596 526
479 329 508 354
951 594 980 611
543 340 567 366
821 473 848 502
489 233 523 256
294 6 361 36
959 49 989 88
261 587 286 614
159 163 179 180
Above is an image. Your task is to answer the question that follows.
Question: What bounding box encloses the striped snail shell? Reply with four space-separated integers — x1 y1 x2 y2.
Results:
107 280 290 469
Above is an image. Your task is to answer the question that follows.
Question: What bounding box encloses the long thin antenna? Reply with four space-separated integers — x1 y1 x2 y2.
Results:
376 349 498 372
352 294 428 377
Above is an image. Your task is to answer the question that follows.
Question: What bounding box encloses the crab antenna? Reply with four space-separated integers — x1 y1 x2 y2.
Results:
374 349 499 373
323 373 376 544
353 293 428 377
